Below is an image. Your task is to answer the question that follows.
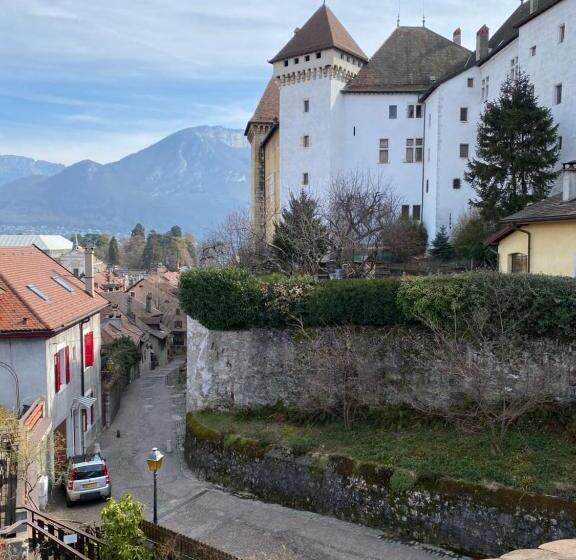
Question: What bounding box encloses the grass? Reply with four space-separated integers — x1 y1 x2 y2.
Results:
194 410 576 496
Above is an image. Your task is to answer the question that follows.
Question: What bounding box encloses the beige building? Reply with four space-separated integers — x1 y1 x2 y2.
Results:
245 79 280 241
490 162 576 276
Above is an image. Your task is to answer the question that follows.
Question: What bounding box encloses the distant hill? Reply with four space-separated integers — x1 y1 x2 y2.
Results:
0 155 65 186
0 126 250 236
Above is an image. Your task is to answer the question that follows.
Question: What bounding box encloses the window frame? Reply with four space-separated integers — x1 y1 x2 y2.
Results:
303 99 310 113
405 138 423 163
453 178 462 190
84 331 94 368
559 24 566 44
303 135 310 148
459 143 470 159
302 172 309 186
389 105 397 119
555 84 563 105
460 107 468 122
378 139 389 164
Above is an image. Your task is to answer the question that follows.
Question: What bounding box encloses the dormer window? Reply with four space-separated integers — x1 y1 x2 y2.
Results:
284 60 288 67
305 55 310 62
316 52 321 59
294 58 299 64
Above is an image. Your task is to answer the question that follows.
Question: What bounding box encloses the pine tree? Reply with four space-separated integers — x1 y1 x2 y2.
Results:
466 72 559 224
107 237 120 266
430 226 455 261
272 190 328 275
142 231 162 270
131 223 145 239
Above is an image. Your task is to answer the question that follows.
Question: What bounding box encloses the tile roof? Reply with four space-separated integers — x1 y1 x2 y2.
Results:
344 27 472 94
501 194 576 224
0 246 107 335
270 5 367 64
249 79 280 125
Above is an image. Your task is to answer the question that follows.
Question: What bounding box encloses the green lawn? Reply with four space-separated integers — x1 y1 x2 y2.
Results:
195 410 576 496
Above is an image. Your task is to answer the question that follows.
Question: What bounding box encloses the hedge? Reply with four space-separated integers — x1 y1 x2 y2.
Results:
179 268 576 338
298 279 403 326
398 272 576 339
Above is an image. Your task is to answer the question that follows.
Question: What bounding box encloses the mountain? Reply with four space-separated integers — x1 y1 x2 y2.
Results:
0 155 65 187
0 127 250 235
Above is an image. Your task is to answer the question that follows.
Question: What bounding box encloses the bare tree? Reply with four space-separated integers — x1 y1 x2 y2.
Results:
298 325 388 431
404 293 570 454
325 170 401 277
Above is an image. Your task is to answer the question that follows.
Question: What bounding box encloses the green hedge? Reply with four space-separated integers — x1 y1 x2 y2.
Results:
298 279 403 326
398 272 576 339
179 268 576 338
179 268 263 330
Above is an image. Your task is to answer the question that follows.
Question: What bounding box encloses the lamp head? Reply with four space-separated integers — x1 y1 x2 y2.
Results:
146 447 164 473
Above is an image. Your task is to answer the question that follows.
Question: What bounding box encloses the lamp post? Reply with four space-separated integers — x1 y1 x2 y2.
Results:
146 447 164 524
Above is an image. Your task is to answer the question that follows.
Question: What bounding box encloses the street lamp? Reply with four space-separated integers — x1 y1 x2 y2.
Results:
146 447 164 524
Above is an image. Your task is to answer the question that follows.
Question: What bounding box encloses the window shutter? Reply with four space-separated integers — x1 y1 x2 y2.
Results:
64 347 70 384
54 353 61 393
84 332 94 367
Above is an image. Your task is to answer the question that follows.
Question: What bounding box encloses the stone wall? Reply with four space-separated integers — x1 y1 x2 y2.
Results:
184 414 576 558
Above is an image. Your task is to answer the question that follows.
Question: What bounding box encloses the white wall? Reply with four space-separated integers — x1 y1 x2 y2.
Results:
339 92 426 217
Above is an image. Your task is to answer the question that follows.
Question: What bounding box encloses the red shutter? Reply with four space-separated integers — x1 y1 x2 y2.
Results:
84 332 94 367
65 346 70 384
54 353 61 393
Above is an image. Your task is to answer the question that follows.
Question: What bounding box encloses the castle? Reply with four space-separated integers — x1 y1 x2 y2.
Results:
245 0 573 240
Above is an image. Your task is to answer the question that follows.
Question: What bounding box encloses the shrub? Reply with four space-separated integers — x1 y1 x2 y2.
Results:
398 271 576 339
179 267 264 330
299 278 404 326
260 275 316 325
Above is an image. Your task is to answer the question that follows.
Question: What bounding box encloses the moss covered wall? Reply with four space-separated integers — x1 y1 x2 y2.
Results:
185 414 576 558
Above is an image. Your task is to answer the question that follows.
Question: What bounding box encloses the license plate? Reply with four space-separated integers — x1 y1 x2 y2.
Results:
83 482 97 489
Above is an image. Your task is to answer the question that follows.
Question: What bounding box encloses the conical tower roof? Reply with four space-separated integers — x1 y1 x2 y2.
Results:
270 5 367 63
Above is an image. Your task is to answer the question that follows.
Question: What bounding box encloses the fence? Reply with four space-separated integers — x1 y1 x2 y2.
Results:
0 435 17 528
141 520 240 560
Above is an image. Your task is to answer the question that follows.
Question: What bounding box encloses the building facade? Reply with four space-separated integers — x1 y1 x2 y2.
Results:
247 0 574 239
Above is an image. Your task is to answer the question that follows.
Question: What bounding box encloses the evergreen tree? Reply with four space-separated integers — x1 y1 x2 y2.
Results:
466 72 559 224
142 231 162 270
131 223 145 239
169 225 182 238
430 226 455 261
272 190 328 275
107 237 120 266
452 212 496 266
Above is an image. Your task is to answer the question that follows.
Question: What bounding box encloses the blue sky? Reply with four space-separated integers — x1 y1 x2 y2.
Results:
0 0 517 165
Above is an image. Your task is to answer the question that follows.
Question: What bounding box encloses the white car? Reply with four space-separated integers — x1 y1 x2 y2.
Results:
64 454 111 507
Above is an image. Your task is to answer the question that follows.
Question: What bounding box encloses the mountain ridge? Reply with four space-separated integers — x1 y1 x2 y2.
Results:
0 126 250 236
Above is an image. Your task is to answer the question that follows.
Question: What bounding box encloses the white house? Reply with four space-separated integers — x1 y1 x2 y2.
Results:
0 246 107 464
247 0 574 239
0 235 72 258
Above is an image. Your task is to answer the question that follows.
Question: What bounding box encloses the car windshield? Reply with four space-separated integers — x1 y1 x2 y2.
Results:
74 464 105 480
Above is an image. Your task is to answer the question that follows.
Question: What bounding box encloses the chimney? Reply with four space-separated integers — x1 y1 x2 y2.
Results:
146 292 153 313
530 0 539 14
453 28 462 46
84 247 95 297
562 161 576 202
476 25 490 61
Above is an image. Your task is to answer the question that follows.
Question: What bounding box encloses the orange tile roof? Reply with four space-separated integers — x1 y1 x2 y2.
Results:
0 246 108 335
249 79 280 124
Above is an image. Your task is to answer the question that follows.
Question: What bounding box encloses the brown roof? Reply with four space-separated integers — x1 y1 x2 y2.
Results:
249 79 279 124
269 5 367 64
344 26 472 94
0 246 107 335
501 194 576 224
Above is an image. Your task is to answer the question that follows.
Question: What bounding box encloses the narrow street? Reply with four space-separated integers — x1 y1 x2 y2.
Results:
49 358 465 560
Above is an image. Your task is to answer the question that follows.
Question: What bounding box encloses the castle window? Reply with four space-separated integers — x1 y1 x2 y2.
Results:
379 139 389 164
294 58 299 64
531 45 537 56
303 135 310 148
509 57 519 80
305 55 310 62
316 52 322 59
407 104 423 119
558 136 563 150
302 173 309 186
284 60 288 67
467 77 474 88
303 99 310 113
426 180 429 193
401 205 410 219
559 24 565 44
405 138 423 163
555 84 563 105
453 178 461 189
460 107 468 122
460 144 469 158
389 105 397 119
412 205 421 221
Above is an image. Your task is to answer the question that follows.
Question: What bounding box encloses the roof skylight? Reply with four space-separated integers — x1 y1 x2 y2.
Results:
27 284 49 301
52 275 75 293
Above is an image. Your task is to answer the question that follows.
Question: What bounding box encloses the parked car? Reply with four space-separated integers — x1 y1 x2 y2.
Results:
64 454 111 507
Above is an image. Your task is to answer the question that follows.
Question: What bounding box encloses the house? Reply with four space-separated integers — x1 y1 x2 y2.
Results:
128 270 187 357
103 291 170 368
58 243 107 278
0 235 72 258
0 246 107 465
247 0 574 239
488 161 576 276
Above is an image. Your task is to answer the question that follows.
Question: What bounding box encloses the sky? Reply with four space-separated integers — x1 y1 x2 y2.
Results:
0 0 518 165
